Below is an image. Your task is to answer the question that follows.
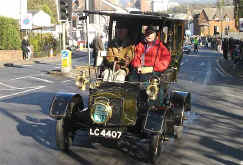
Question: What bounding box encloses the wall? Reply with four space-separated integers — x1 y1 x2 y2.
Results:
140 0 151 12
0 50 23 62
208 20 238 36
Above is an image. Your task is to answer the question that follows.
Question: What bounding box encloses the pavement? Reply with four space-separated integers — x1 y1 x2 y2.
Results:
218 56 243 80
0 55 61 68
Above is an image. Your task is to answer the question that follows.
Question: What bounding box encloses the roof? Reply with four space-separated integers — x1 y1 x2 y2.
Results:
28 10 40 15
83 10 185 23
202 6 234 20
203 8 217 20
192 10 201 16
28 10 49 16
222 6 234 19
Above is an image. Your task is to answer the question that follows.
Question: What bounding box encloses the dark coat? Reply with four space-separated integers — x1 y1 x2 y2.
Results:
92 36 104 55
21 39 30 52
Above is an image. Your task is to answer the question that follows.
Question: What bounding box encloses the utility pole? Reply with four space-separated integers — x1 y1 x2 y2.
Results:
217 0 225 38
85 0 91 66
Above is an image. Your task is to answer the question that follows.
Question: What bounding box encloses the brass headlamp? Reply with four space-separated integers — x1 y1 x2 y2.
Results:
146 77 160 100
90 97 112 124
75 71 89 91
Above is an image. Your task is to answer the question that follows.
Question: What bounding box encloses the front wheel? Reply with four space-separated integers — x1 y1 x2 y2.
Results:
56 118 72 151
149 135 163 164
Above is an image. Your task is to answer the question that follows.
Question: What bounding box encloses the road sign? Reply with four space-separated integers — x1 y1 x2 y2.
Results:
21 13 32 30
61 50 72 72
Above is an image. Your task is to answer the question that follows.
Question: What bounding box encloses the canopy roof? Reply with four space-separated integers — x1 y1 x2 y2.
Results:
83 10 186 24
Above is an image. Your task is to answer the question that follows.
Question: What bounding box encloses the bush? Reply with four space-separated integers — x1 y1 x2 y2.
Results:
29 33 60 57
0 16 21 50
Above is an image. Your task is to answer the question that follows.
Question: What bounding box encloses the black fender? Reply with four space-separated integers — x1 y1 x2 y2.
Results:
143 110 166 135
49 92 84 120
171 91 191 112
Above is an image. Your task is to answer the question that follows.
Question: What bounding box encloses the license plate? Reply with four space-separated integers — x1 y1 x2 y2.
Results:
89 128 122 139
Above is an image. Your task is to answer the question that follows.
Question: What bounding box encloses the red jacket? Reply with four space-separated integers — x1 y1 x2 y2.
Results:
131 40 171 72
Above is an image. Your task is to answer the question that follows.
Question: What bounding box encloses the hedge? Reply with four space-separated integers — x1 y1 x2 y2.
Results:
0 16 21 50
29 33 60 57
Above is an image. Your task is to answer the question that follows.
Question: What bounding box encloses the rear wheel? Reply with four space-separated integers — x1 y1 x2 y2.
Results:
56 118 72 151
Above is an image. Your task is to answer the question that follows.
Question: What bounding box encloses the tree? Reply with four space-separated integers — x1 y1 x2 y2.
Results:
28 0 57 23
41 4 57 23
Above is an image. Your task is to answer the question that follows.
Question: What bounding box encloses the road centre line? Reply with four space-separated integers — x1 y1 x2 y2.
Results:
0 82 42 90
0 86 46 100
29 76 53 83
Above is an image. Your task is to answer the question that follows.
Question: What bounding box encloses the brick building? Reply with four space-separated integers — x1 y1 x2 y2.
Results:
193 6 238 36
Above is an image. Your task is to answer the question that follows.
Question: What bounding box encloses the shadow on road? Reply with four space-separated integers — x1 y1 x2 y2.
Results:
1 92 55 115
0 108 56 150
4 63 24 68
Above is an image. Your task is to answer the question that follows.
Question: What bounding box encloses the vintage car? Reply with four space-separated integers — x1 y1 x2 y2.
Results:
49 11 191 164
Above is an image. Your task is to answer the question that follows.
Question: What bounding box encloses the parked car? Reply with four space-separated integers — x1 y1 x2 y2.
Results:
183 44 192 54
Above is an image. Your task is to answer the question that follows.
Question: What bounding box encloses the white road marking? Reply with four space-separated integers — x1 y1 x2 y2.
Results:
216 59 233 78
29 76 53 83
200 62 205 66
0 82 19 89
0 82 44 90
10 74 44 80
22 65 32 67
0 86 46 100
186 55 199 57
63 80 72 83
216 68 226 77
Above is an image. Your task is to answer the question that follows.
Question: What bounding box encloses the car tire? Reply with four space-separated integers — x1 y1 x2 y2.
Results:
175 106 184 139
174 125 183 139
56 118 72 151
149 135 163 164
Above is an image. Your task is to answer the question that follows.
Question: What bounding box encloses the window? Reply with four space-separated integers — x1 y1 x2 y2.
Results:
225 17 230 22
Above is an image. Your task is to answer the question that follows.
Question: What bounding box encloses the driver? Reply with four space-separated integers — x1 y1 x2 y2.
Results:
103 21 135 82
129 26 171 81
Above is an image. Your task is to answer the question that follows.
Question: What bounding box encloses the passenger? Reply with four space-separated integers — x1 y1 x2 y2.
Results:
102 21 135 82
129 26 171 82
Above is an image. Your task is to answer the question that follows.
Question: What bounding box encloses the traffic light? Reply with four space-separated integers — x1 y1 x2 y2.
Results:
59 0 72 21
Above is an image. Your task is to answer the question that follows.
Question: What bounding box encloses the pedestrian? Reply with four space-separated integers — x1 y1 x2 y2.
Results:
21 36 30 60
193 37 199 54
217 38 222 54
92 34 104 66
222 38 229 60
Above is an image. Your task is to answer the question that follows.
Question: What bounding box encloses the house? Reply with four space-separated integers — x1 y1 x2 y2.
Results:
193 6 238 36
28 10 51 27
73 0 128 45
